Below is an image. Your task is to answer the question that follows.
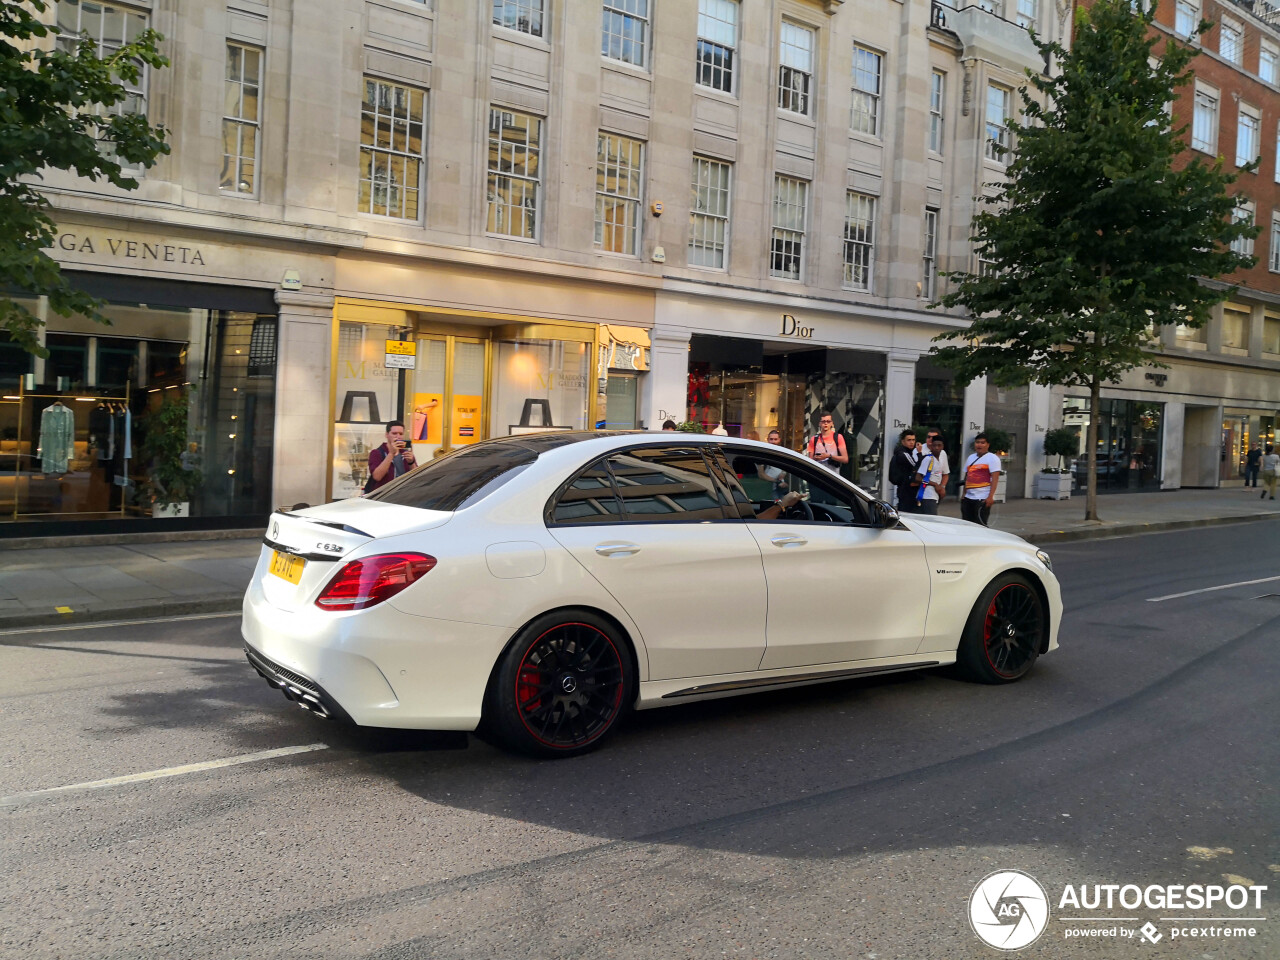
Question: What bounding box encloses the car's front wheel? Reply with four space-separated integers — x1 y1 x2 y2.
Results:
487 611 633 758
956 574 1045 683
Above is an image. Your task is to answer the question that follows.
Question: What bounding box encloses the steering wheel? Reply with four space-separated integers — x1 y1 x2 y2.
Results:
781 498 814 521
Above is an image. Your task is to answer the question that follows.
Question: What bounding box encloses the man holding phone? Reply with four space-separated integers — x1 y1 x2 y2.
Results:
365 419 417 493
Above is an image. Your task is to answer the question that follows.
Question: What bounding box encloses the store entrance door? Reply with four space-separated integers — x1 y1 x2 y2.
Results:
408 335 489 461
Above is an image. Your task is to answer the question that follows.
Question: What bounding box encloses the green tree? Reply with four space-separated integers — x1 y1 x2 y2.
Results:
0 0 168 355
931 0 1255 520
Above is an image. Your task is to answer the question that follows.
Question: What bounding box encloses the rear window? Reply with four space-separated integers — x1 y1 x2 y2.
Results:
366 443 537 512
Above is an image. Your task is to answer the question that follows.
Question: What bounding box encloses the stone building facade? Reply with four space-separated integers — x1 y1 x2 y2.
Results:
6 0 1112 531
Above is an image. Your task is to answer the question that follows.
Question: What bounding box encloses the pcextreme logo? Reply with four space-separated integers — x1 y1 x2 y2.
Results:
968 870 1268 950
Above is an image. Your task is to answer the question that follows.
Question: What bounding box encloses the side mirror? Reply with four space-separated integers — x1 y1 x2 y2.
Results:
873 500 900 528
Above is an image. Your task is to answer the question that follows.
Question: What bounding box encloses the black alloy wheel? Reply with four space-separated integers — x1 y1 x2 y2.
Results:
956 574 1045 684
488 611 633 758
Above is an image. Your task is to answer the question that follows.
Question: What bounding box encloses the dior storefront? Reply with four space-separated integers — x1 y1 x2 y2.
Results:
645 290 983 499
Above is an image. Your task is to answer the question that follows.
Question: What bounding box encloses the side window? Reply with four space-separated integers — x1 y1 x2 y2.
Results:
550 461 624 524
605 446 730 522
718 447 872 525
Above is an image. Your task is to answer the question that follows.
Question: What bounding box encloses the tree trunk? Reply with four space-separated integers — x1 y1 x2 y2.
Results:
1085 376 1101 521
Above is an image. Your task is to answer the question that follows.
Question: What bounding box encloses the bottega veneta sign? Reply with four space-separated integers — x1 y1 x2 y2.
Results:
52 231 206 266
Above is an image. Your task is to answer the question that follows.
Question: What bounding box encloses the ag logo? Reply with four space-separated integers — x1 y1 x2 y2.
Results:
968 870 1050 950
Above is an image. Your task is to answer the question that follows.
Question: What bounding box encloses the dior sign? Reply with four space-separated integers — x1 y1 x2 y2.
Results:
780 314 814 339
53 232 207 266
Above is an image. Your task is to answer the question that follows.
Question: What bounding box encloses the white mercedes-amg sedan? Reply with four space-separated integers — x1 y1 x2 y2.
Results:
243 432 1061 757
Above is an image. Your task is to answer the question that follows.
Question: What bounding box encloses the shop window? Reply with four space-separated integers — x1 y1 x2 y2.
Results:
247 317 277 378
492 339 590 438
604 447 728 522
3 301 276 525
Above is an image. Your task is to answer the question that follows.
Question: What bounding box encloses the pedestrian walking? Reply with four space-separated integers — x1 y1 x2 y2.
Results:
960 433 1002 526
806 412 848 473
888 428 923 512
1244 443 1261 487
913 434 949 516
1262 444 1279 501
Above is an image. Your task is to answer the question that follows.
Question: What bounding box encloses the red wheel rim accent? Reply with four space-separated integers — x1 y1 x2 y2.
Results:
513 622 626 749
981 584 1042 678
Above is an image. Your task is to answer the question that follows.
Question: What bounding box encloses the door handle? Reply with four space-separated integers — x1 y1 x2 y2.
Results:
594 542 641 557
770 535 808 547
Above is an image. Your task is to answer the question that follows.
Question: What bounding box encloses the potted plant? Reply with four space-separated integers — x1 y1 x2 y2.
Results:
1035 427 1077 499
140 390 203 517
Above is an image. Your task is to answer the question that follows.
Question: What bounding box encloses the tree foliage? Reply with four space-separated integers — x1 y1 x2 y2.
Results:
0 0 168 355
931 0 1255 517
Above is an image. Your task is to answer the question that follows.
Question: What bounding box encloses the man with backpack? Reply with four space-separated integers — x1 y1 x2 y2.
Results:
888 428 923 512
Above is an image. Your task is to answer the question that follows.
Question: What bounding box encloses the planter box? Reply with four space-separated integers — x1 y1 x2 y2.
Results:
1034 472 1073 500
152 502 190 518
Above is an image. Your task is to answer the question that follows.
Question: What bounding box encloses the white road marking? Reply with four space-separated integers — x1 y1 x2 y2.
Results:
0 611 240 637
1145 575 1280 603
0 743 327 807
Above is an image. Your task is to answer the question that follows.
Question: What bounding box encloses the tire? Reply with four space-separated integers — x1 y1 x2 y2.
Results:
487 610 634 758
955 574 1046 684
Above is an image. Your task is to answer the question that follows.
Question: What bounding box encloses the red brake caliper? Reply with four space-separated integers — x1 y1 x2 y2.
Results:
517 662 543 714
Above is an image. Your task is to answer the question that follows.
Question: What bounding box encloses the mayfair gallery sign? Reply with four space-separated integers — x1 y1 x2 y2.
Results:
52 231 208 267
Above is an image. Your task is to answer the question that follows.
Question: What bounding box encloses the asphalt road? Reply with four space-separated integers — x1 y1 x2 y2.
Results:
1 523 1277 960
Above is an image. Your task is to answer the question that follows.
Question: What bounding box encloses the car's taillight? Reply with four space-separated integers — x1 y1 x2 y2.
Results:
314 552 437 611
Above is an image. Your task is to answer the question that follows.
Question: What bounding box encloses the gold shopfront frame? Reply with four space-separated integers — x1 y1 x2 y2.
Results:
328 298 602 501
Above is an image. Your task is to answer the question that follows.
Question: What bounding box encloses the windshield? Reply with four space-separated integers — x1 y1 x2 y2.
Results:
366 442 538 512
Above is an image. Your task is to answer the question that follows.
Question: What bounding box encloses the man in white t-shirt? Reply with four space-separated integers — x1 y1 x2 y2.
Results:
913 435 950 516
961 433 1002 526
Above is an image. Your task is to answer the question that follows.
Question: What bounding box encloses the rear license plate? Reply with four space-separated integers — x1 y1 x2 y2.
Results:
269 550 306 584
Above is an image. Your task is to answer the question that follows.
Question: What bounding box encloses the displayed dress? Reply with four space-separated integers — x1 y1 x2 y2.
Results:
37 402 76 474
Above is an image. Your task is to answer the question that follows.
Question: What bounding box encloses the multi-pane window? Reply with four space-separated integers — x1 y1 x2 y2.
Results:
977 245 998 277
1237 105 1260 168
689 157 731 269
595 133 643 256
985 84 1012 162
696 0 738 93
922 208 938 300
221 43 262 195
493 0 544 38
1219 18 1243 65
1230 199 1254 256
1174 0 1199 37
487 108 542 239
1265 308 1280 352
850 45 883 136
1015 0 1037 30
778 22 814 116
358 78 426 220
770 176 808 280
1191 86 1218 154
1261 41 1279 86
928 71 945 153
602 0 648 67
842 192 876 291
55 1 149 118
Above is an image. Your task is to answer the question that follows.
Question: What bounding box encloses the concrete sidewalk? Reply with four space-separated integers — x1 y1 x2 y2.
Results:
0 486 1276 631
